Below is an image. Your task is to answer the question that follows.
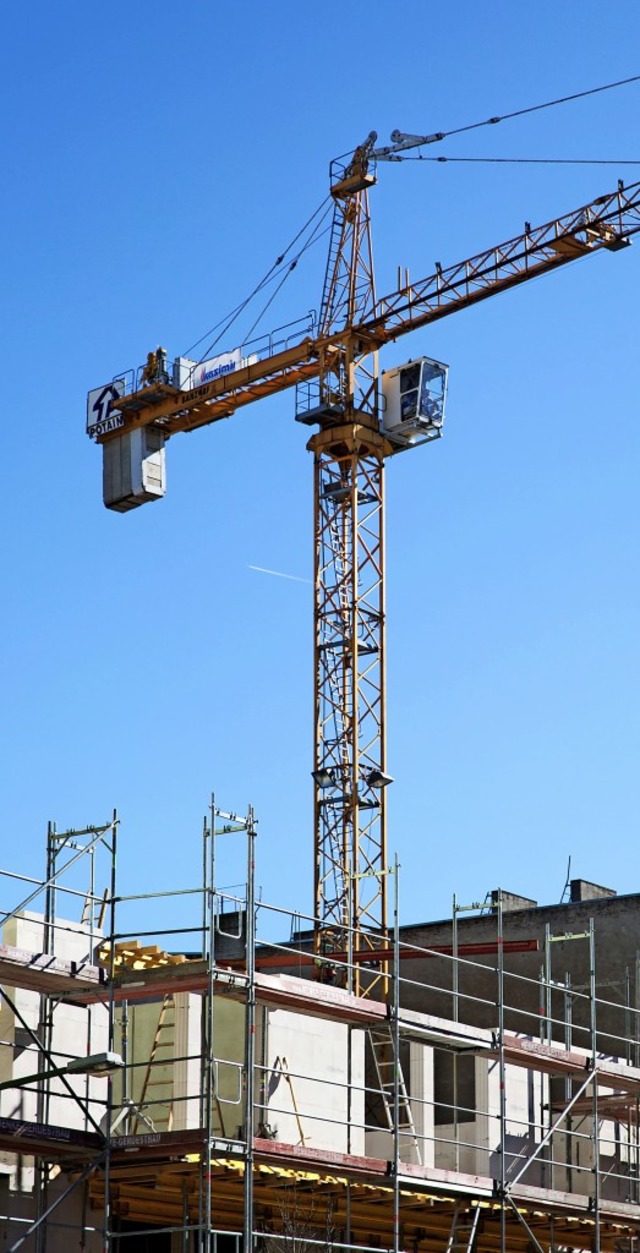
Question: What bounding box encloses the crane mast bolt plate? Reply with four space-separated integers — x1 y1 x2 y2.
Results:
87 142 640 996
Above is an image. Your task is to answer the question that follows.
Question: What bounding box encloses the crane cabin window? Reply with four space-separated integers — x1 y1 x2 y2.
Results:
381 356 448 446
399 363 421 422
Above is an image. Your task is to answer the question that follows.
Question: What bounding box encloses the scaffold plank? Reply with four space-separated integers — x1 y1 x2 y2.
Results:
498 1033 640 1095
0 941 105 996
0 1115 100 1160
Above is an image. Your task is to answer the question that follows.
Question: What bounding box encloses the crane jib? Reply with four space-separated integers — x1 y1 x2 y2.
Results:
99 177 640 445
367 180 640 340
101 338 323 439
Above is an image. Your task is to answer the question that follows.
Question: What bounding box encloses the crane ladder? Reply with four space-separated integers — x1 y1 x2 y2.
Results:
325 508 353 745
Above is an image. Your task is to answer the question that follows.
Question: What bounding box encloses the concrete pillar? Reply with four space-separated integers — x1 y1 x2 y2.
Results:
173 992 202 1131
409 1041 434 1166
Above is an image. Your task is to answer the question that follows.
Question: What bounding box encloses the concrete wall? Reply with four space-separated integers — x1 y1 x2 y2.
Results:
111 992 246 1139
435 1055 547 1182
257 1008 365 1155
362 1034 640 1202
0 913 108 1194
111 984 369 1154
365 1049 547 1177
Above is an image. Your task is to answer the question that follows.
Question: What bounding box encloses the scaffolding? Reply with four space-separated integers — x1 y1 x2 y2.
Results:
1 808 640 1252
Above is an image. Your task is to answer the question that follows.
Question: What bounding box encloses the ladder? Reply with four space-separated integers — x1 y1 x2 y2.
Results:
133 994 175 1133
369 1024 421 1165
320 204 348 334
273 1056 306 1146
445 1203 481 1253
324 503 353 758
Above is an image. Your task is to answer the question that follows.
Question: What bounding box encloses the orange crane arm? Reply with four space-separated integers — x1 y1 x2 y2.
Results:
101 177 640 445
103 337 323 439
368 178 640 344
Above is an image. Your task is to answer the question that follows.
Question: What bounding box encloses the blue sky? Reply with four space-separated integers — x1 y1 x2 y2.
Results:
1 2 639 936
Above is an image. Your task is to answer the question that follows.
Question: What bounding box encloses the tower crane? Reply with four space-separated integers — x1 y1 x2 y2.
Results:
87 132 640 997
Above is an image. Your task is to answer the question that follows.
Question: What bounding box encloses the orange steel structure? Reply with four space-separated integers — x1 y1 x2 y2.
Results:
92 138 640 992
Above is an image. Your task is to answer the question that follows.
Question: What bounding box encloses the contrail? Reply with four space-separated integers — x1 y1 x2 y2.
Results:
248 564 311 584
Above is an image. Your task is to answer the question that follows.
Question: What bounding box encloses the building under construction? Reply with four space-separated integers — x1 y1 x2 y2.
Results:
11 118 638 1253
2 807 640 1253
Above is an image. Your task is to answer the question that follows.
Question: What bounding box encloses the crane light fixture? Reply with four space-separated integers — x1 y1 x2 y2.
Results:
312 767 336 789
365 768 394 789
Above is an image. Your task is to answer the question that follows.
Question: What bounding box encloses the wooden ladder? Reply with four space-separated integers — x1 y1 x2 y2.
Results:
133 994 176 1133
273 1056 306 1146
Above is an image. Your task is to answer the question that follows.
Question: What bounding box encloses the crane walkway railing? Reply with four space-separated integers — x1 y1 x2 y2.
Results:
109 312 318 405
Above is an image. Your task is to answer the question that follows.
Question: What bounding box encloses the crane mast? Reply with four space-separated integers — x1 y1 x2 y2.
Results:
306 136 390 992
89 148 640 998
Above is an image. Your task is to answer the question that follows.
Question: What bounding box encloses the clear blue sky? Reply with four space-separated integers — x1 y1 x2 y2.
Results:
2 1 639 936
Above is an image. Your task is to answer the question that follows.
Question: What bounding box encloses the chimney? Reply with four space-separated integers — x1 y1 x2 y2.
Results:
491 890 538 913
569 879 616 903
